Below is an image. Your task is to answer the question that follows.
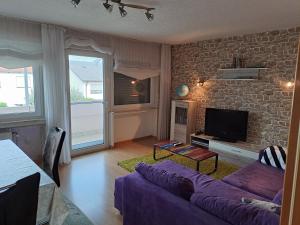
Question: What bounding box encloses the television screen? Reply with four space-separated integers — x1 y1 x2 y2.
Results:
205 108 249 142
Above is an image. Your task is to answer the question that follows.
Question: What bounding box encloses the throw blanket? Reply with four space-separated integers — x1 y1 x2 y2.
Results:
259 146 287 170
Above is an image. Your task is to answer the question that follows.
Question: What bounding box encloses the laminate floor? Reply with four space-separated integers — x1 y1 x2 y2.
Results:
59 137 254 225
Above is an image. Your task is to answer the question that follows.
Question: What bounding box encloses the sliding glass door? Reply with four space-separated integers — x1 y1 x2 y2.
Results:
67 52 108 152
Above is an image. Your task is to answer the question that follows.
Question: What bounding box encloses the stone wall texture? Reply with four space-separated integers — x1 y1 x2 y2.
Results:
171 28 300 149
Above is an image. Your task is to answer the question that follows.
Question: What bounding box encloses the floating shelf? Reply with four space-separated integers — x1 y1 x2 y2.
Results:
217 68 268 80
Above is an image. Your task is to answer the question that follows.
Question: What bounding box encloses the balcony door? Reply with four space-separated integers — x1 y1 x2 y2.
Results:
67 51 109 152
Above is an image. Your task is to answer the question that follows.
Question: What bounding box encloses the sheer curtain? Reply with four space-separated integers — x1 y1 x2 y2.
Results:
65 29 113 55
42 24 71 164
0 16 42 69
158 44 171 140
112 37 161 79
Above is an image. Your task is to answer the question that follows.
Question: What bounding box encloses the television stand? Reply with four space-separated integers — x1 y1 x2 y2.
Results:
212 137 237 143
190 133 260 160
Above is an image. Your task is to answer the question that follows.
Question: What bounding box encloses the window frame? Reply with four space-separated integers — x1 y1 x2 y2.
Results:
111 73 159 111
0 65 44 124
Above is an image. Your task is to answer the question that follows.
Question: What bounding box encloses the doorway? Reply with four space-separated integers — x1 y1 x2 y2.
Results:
67 52 109 152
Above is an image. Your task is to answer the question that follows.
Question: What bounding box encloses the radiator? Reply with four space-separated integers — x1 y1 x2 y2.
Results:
0 132 12 140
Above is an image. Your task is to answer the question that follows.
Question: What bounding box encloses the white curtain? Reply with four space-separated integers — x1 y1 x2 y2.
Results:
157 44 171 140
112 37 161 79
42 24 71 164
0 16 42 69
65 29 113 55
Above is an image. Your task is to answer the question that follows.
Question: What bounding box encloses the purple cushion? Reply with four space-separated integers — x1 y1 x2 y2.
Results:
191 180 268 202
191 192 280 225
222 162 284 200
135 162 194 200
272 189 283 205
151 160 215 192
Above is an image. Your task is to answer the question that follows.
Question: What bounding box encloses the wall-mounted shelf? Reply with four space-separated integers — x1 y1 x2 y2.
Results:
216 68 268 80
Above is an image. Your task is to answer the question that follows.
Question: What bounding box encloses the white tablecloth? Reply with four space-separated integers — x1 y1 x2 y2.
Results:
0 140 69 225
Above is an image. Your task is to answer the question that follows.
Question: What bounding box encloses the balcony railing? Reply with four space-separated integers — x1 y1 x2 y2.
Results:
70 101 104 148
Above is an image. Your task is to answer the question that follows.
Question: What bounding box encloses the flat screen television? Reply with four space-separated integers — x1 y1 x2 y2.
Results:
205 108 249 142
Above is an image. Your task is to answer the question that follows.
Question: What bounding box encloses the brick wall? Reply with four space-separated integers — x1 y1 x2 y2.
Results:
171 28 300 149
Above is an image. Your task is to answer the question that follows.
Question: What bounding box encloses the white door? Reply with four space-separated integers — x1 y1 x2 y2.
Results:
67 50 110 153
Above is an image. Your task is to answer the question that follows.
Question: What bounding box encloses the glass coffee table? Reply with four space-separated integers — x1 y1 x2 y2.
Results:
153 140 218 174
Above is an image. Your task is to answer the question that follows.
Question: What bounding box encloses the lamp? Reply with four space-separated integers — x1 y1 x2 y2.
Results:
196 78 206 87
103 0 113 12
287 81 294 88
145 10 154 21
119 5 127 17
71 0 81 7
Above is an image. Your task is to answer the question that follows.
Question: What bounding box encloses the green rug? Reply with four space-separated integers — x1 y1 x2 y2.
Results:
118 151 240 180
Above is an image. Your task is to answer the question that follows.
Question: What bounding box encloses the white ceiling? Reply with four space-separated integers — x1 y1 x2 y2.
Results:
0 0 300 44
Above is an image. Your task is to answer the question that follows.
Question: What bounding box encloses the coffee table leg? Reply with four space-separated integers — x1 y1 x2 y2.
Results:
207 155 219 175
214 155 219 172
196 161 200 171
153 146 157 160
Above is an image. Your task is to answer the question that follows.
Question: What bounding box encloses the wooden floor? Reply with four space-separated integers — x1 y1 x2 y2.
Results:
59 137 254 225
59 137 156 225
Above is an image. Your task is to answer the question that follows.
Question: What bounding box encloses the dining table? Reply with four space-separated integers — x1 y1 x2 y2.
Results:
0 139 69 225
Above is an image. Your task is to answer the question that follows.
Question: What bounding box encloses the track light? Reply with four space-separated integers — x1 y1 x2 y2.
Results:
145 10 154 21
103 0 113 12
71 0 81 7
119 5 127 17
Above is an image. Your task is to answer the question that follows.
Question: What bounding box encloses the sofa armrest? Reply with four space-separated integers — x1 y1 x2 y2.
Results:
122 172 231 225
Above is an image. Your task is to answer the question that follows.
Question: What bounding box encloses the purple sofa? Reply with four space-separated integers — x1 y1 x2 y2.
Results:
115 159 284 225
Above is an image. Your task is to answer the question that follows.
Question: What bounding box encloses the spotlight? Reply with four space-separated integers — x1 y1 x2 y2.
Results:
196 78 205 87
71 0 81 7
119 5 127 17
145 10 154 21
103 0 113 12
287 81 294 88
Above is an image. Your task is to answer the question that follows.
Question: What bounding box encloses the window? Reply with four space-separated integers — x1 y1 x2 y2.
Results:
68 54 105 150
0 66 43 119
16 76 25 88
90 83 102 95
114 72 151 105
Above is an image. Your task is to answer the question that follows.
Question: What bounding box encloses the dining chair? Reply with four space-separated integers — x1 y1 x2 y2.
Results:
42 127 66 187
0 173 40 225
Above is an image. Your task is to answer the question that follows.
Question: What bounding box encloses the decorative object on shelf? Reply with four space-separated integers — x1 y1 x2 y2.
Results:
196 78 206 87
232 56 246 68
71 0 155 21
175 84 189 97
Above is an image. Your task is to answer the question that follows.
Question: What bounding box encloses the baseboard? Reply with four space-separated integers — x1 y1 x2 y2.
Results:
114 136 157 147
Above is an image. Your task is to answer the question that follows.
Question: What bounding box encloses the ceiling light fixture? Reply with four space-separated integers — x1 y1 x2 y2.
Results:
72 0 155 21
105 0 155 21
71 0 81 7
145 9 154 21
103 0 113 12
118 5 127 17
119 5 127 17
